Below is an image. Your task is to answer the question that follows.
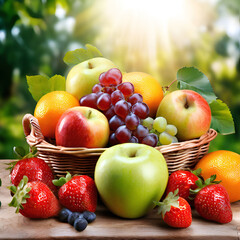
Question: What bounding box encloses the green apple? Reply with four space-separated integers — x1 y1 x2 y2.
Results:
94 143 168 219
66 57 117 100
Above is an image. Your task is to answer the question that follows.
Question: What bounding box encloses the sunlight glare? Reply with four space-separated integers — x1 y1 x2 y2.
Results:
95 0 211 79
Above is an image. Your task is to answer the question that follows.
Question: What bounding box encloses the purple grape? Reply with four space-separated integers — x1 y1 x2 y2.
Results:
109 115 125 131
92 84 102 93
133 124 149 141
115 125 131 143
103 105 115 120
125 113 140 130
111 90 124 105
114 100 130 119
132 102 149 119
80 93 98 109
109 133 119 146
97 93 111 111
117 82 134 98
141 133 158 147
128 93 143 105
128 136 139 143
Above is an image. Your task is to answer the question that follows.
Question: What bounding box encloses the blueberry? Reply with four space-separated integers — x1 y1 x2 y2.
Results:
58 208 72 222
68 212 84 226
83 211 96 223
74 217 88 232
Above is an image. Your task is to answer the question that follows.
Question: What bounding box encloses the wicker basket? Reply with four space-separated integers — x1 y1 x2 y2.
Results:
22 113 217 178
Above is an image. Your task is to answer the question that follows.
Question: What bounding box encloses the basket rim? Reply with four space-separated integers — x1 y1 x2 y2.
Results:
23 113 218 155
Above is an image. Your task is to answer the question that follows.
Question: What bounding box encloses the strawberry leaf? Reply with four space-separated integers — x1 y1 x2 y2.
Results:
177 67 217 103
195 179 203 188
63 44 103 67
13 146 26 159
26 74 65 101
209 99 235 134
191 168 202 177
154 189 180 218
190 174 222 197
8 176 31 213
7 147 38 172
7 146 26 172
8 185 17 194
52 172 72 187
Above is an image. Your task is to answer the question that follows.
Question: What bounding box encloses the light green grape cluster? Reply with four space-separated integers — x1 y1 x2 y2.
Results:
142 117 178 145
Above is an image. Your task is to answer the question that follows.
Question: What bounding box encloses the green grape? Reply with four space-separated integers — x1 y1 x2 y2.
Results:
142 117 154 130
171 136 179 143
159 132 173 145
153 117 167 133
165 124 178 136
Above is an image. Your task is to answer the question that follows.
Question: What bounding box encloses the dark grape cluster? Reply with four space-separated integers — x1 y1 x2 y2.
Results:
80 68 158 147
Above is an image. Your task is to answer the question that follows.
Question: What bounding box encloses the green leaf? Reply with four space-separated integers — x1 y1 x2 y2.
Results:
8 185 17 194
209 99 235 134
52 177 67 187
191 168 202 177
48 75 66 92
177 67 217 103
63 44 103 67
52 171 72 187
26 74 66 101
13 146 26 159
195 179 203 188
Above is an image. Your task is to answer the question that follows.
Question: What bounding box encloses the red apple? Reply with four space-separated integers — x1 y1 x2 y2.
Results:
156 90 211 141
55 106 110 148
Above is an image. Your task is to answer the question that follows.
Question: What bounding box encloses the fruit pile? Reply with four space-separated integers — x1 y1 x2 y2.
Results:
79 68 177 147
8 150 98 232
32 63 221 149
155 170 233 227
8 148 238 230
6 45 238 233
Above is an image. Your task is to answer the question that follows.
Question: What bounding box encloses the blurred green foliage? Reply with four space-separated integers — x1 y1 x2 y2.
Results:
0 0 239 158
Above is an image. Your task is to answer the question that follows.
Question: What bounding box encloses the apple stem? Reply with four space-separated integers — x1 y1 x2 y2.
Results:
88 110 92 118
88 62 93 69
164 79 178 92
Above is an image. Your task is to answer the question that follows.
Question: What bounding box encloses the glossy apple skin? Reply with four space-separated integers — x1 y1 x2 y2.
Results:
66 57 117 100
156 90 211 141
55 106 110 148
95 143 169 219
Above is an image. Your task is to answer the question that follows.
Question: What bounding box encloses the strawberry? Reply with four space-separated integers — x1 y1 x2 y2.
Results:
53 172 97 212
9 176 61 218
164 169 201 204
190 174 232 223
154 189 192 228
8 147 57 194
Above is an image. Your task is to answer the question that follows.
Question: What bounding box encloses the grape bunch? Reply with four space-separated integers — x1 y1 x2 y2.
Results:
142 117 179 145
80 68 158 147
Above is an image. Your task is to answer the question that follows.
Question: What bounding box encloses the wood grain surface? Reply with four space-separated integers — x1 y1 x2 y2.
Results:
0 160 239 240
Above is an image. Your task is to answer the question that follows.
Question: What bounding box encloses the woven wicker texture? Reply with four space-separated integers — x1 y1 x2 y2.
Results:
23 114 217 178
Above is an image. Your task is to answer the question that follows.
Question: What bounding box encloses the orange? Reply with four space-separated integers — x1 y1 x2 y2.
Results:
195 150 240 202
34 91 80 138
122 72 164 117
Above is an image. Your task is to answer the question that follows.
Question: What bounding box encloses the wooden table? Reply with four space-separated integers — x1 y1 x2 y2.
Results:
0 160 239 240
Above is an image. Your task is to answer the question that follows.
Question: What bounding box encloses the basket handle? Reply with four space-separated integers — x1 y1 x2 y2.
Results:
22 114 44 141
